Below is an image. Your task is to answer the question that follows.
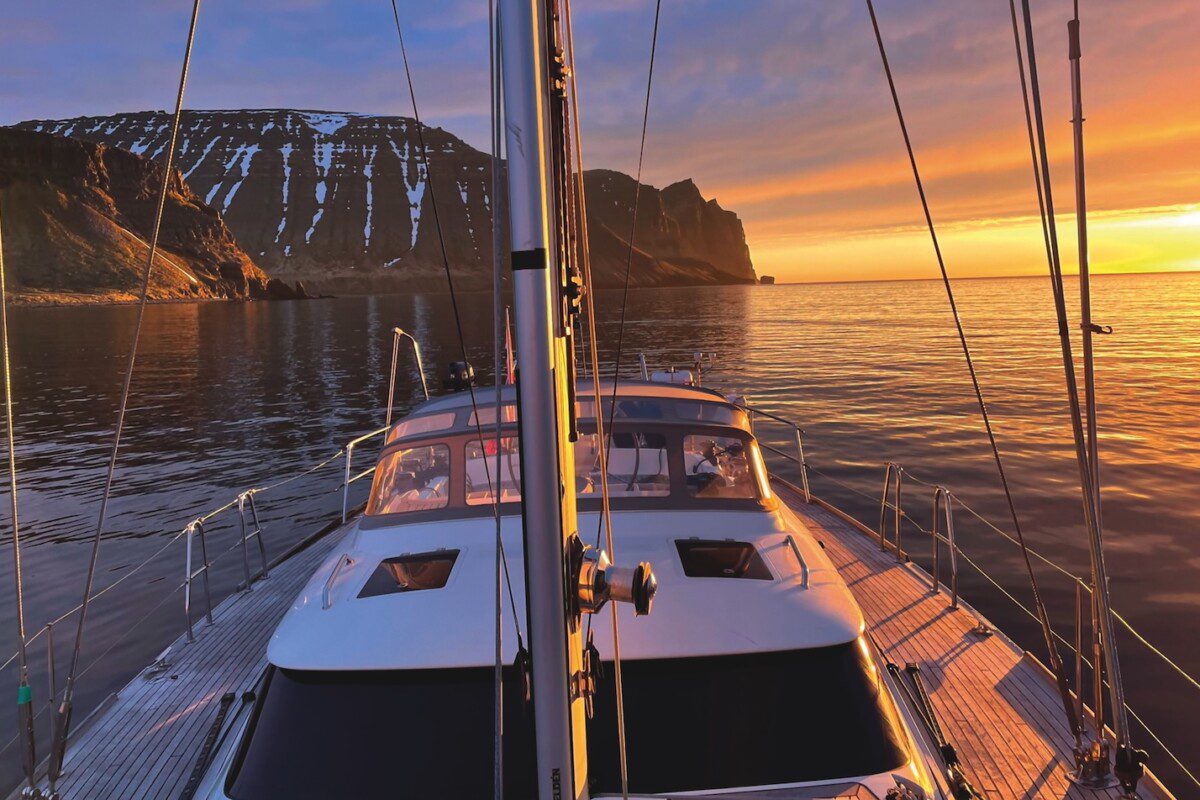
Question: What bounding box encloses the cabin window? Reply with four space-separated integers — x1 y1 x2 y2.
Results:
466 432 674 503
675 400 746 427
468 404 518 427
575 431 671 498
366 444 451 515
386 412 455 443
465 437 523 505
682 434 763 499
358 550 459 598
675 539 773 579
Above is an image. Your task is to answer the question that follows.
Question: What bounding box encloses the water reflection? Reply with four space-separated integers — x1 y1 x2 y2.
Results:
0 274 1197 790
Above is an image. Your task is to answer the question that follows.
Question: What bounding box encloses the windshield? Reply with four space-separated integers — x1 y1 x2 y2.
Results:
464 433 672 506
366 444 451 514
226 642 907 798
365 424 771 520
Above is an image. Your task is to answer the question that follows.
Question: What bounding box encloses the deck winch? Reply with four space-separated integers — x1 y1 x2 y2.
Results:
569 534 657 617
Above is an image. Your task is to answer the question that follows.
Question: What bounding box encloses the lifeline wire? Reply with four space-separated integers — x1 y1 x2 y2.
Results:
863 0 1083 746
50 1 205 789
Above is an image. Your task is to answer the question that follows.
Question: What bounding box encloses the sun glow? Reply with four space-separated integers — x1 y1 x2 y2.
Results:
753 204 1200 284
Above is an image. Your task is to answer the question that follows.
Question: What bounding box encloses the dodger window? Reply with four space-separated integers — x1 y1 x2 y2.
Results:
366 444 451 515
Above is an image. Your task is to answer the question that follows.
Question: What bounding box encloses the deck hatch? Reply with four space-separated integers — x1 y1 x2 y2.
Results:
357 549 460 598
675 539 772 580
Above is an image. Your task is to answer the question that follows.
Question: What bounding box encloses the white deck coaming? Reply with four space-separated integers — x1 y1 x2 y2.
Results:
413 379 732 416
265 507 864 670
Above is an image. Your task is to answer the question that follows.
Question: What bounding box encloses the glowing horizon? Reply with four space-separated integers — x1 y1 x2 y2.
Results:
1 0 1196 285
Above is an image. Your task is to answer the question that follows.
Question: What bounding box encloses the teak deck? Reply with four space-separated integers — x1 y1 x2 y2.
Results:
775 481 1173 800
10 486 1174 799
11 525 346 800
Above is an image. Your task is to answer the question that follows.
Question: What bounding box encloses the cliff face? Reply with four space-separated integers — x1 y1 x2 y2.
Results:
0 128 276 302
18 110 756 292
583 170 756 286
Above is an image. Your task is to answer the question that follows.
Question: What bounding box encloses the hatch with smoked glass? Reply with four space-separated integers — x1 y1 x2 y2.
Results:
675 539 772 580
357 549 460 598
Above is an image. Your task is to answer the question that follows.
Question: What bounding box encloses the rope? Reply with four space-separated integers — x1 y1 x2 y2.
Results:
561 0 632 794
387 0 522 643
50 2 203 785
864 0 1082 747
0 183 37 793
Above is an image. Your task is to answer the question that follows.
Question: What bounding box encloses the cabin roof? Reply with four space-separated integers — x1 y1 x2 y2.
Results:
266 506 864 671
416 378 731 413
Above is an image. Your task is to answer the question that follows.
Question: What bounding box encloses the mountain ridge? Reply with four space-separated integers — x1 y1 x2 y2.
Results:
0 127 304 304
16 109 757 293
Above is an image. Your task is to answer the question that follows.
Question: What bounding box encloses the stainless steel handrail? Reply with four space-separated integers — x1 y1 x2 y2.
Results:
730 401 804 433
878 462 903 556
793 426 811 503
236 492 269 589
183 520 214 642
731 401 811 503
930 486 958 609
342 427 389 522
322 553 353 610
785 534 810 589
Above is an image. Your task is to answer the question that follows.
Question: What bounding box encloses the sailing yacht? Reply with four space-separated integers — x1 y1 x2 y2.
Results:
2 0 1191 798
186 380 939 799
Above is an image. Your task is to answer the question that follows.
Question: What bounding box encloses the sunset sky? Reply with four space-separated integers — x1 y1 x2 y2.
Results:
2 0 1197 283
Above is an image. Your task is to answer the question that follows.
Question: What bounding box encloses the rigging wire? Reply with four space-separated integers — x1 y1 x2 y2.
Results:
0 192 36 793
488 0 506 796
386 0 523 647
1067 0 1109 750
600 0 663 482
1014 0 1135 762
49 1 204 788
560 0 632 794
1005 0 1055 287
862 0 1083 748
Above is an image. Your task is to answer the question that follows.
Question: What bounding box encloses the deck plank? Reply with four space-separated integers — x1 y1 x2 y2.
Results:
777 482 1173 800
11 525 343 800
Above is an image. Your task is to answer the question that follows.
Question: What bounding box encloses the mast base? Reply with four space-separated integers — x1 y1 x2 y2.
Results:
1068 741 1119 790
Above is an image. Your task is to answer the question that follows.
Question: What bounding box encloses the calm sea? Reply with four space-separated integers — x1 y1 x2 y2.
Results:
1 273 1197 793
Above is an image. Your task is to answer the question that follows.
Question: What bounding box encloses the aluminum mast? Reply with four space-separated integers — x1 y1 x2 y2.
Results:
500 3 657 798
500 0 590 796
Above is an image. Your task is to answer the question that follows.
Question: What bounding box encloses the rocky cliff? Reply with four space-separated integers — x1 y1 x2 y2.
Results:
0 128 287 303
17 110 757 292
